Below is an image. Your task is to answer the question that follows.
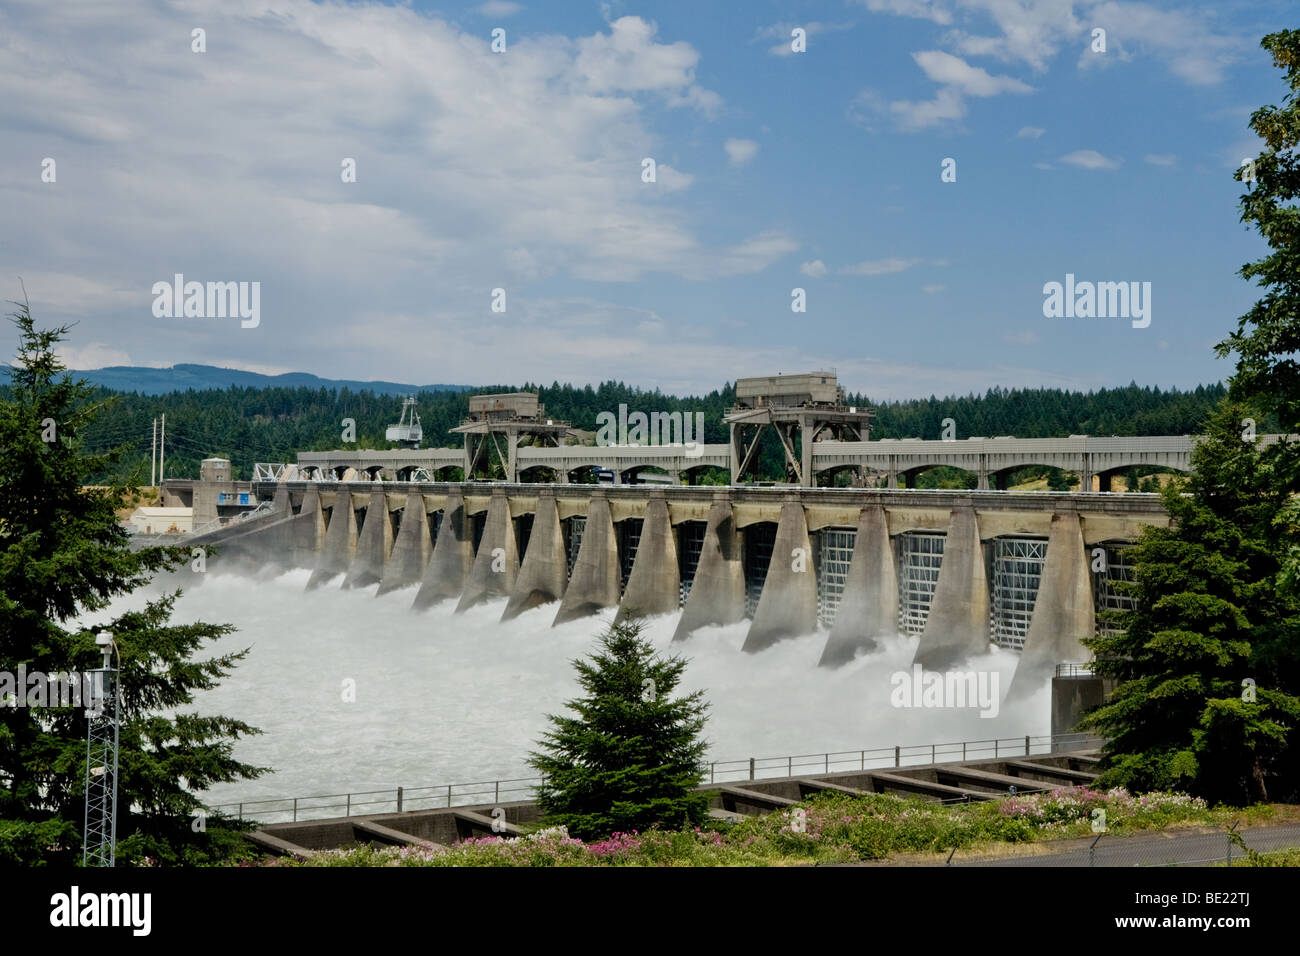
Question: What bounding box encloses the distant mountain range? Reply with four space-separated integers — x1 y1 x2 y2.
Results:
63 364 472 396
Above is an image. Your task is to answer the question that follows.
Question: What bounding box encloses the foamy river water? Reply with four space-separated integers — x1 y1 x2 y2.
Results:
82 567 1050 808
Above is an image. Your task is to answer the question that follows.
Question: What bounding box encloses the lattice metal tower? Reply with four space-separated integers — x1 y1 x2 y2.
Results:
83 631 120 867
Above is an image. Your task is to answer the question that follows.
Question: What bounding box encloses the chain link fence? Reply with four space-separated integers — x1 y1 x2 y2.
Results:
950 821 1300 867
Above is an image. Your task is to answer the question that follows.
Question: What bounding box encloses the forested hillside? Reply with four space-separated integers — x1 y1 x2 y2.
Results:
7 378 1232 483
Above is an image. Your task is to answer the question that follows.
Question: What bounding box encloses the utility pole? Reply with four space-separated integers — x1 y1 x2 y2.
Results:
151 417 157 488
159 413 165 485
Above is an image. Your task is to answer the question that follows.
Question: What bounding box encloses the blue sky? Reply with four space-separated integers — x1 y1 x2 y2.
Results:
0 0 1290 398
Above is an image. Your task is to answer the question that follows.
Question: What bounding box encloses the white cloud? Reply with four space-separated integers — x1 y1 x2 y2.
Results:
801 260 828 278
912 50 1033 96
475 1 522 16
854 0 952 26
943 1 1083 72
1144 153 1176 167
923 283 946 293
0 3 786 382
1060 149 1122 170
725 138 759 166
839 257 922 276
855 0 1242 86
705 231 800 279
653 164 694 192
574 16 721 114
847 88 889 131
883 87 968 131
1017 125 1046 139
858 51 1031 131
1080 2 1242 86
11 272 142 316
56 342 133 370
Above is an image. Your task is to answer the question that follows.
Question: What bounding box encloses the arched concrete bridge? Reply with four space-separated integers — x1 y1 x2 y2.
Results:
296 444 730 484
812 436 1203 489
197 481 1171 691
293 434 1282 489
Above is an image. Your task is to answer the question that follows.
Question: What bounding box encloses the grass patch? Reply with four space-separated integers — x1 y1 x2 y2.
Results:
1227 847 1300 867
275 787 1293 867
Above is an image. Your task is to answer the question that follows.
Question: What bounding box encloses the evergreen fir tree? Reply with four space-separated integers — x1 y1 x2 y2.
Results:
528 619 710 840
0 302 267 865
1082 31 1300 806
1082 404 1300 803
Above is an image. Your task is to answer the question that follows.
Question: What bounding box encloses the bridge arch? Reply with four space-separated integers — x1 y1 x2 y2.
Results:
680 463 724 485
1091 463 1188 492
518 464 562 484
622 464 680 485
897 463 978 489
986 463 1078 491
811 462 863 487
566 464 607 484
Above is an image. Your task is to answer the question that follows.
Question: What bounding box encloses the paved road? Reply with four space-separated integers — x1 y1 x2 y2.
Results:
947 823 1300 867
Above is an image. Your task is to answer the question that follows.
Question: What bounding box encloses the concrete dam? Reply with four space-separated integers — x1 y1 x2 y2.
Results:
192 480 1166 690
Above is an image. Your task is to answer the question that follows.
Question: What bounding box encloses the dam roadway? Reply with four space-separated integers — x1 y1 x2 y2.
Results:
288 434 1206 490
191 481 1169 687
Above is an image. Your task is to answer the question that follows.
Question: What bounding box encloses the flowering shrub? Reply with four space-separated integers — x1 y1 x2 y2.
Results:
997 786 1207 830
286 786 1224 867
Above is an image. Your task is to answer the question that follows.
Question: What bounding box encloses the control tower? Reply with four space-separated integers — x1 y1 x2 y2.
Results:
725 371 874 486
451 392 576 482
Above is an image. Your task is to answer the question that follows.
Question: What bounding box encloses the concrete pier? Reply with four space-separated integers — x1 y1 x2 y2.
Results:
616 494 680 623
343 488 393 590
673 495 745 641
819 505 897 666
378 492 432 595
913 503 989 669
456 490 519 613
412 491 473 610
307 492 357 589
290 486 327 566
502 492 568 620
743 499 818 652
553 493 620 625
1013 509 1096 695
199 481 1172 688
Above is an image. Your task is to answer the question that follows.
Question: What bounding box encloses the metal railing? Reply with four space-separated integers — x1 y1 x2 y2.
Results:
188 500 276 538
1055 662 1096 678
205 732 1102 825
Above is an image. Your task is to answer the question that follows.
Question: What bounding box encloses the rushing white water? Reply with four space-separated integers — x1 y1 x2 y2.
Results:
83 567 1050 807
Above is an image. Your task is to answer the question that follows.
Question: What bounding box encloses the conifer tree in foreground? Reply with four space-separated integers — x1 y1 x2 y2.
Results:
528 619 710 840
0 300 267 865
1082 31 1300 805
1082 404 1300 803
